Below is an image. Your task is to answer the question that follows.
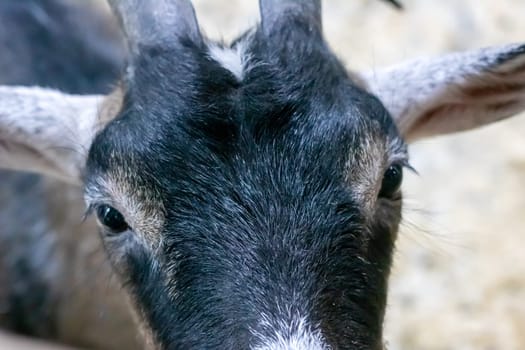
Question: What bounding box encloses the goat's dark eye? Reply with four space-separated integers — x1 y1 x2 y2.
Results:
96 205 129 233
379 164 403 198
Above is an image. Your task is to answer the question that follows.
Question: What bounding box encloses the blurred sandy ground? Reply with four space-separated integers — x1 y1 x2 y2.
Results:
97 1 525 349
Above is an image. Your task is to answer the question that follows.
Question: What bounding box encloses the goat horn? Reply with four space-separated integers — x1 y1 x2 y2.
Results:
259 0 322 35
107 0 202 54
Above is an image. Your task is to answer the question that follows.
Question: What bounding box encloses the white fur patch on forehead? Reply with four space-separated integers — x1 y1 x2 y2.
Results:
208 42 248 80
251 315 328 350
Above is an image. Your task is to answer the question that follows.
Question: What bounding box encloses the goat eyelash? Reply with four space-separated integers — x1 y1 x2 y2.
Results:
390 156 418 175
403 161 419 175
384 0 403 10
82 204 95 222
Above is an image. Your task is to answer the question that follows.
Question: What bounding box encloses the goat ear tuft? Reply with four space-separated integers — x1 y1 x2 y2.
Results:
0 86 102 184
363 43 525 142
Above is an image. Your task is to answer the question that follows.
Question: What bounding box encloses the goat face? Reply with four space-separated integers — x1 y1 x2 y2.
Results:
84 1 404 348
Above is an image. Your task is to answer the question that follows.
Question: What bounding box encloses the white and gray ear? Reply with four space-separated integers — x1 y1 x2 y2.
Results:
0 86 102 184
363 43 525 142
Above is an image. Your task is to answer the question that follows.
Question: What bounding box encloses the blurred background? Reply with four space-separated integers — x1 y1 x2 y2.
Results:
166 0 525 349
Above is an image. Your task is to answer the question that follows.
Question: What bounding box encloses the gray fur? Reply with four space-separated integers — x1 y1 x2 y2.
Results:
0 86 102 183
363 43 525 141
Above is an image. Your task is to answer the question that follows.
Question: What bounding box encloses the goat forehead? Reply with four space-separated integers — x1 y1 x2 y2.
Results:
85 96 401 220
85 31 404 206
87 101 396 186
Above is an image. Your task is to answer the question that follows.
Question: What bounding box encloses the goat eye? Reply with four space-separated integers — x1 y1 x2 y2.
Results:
379 164 403 198
96 205 129 233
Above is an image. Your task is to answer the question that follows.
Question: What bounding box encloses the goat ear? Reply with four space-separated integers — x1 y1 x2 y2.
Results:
363 43 525 142
0 86 102 184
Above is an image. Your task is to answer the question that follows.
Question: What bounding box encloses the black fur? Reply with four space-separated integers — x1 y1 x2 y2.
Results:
87 8 406 350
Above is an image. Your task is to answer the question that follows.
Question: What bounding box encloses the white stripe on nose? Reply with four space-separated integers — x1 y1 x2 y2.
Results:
251 315 328 350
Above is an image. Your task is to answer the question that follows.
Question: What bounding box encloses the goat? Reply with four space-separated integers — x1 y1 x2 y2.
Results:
1 0 524 349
